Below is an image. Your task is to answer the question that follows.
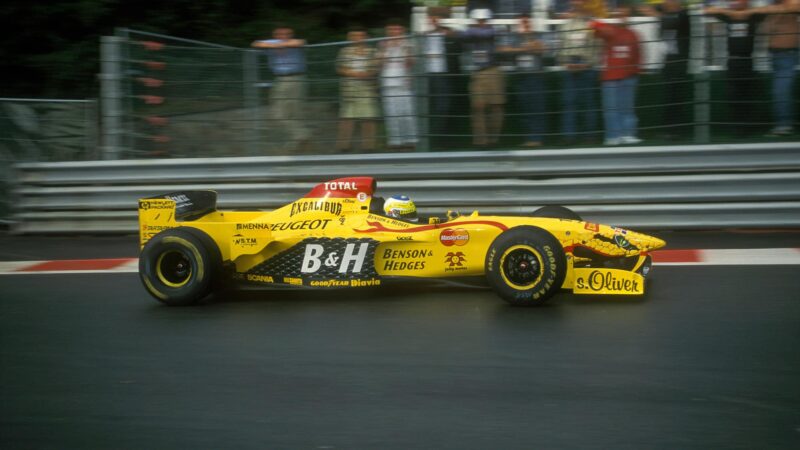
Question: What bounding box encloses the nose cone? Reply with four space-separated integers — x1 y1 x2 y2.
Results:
630 232 666 252
652 236 667 251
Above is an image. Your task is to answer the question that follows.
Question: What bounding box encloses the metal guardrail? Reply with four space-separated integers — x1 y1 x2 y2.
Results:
9 143 800 233
14 173 800 210
15 143 800 185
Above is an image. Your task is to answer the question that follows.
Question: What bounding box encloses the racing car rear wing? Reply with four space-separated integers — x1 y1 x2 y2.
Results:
138 190 217 245
160 191 217 221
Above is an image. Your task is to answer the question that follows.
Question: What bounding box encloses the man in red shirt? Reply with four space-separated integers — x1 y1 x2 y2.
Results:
591 1 643 145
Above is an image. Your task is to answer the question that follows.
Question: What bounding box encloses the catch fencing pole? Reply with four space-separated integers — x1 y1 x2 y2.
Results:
691 5 710 144
100 36 123 160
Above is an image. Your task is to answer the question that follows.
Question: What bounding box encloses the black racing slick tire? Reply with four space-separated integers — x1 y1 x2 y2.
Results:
139 227 221 306
485 226 567 306
531 205 582 221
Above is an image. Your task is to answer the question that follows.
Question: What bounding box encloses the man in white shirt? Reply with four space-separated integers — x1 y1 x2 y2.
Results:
423 13 454 149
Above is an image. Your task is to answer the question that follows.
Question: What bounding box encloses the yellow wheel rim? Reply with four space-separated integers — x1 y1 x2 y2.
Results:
155 250 193 288
499 244 544 291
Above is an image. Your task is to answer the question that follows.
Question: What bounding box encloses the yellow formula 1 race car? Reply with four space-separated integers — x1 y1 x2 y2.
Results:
138 177 666 306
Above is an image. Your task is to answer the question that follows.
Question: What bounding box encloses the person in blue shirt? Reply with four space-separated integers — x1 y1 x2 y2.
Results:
252 26 311 152
499 13 547 147
421 12 460 150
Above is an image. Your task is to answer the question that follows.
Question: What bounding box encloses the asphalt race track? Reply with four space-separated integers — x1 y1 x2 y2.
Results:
1 232 799 449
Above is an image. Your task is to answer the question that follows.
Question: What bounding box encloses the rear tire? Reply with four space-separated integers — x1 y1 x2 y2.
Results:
485 226 567 306
531 205 582 221
139 227 221 306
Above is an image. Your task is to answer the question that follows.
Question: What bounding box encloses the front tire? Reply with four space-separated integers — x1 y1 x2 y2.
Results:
139 227 220 306
485 226 567 306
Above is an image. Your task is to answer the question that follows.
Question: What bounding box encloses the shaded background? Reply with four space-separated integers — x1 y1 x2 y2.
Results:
1 0 414 98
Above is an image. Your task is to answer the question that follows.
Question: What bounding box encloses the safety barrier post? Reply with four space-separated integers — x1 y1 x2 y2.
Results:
414 34 430 152
412 6 430 152
690 6 710 144
85 100 99 160
243 49 261 156
117 28 137 158
99 35 124 160
694 71 710 144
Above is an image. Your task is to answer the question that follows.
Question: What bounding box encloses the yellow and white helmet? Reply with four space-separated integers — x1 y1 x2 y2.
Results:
383 195 418 222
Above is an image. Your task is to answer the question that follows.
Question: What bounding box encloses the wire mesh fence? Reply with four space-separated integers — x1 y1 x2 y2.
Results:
0 98 98 162
102 8 800 159
0 98 98 222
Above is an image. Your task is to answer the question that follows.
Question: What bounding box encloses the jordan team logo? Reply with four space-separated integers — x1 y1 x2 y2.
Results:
445 252 466 267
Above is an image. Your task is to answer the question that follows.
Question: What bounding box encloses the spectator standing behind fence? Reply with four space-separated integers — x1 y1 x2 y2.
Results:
423 12 457 149
557 0 601 145
498 13 547 147
378 21 418 150
764 0 800 136
336 27 380 152
591 1 643 146
762 0 799 136
722 0 800 136
639 0 691 139
251 26 310 152
705 0 766 136
454 8 506 147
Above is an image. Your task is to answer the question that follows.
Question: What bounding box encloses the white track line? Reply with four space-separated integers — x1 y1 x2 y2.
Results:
699 248 800 265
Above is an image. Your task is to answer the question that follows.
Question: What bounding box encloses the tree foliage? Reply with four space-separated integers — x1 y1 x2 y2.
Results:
2 0 412 98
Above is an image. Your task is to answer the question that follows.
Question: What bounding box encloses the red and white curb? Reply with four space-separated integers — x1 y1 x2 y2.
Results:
0 248 799 275
0 258 139 275
652 248 800 265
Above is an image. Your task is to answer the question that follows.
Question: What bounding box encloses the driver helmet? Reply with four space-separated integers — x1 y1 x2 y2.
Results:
383 195 418 222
